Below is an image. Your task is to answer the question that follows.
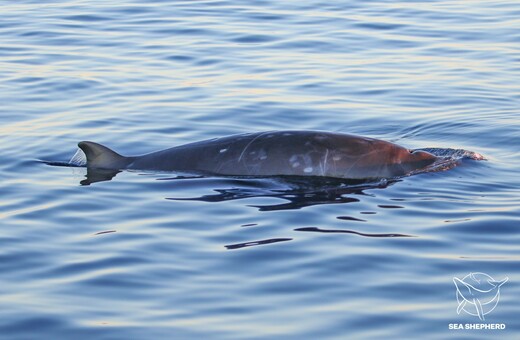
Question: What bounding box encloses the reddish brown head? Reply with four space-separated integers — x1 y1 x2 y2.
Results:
398 149 437 173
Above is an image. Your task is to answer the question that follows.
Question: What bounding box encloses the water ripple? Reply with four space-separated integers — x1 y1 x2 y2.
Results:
1 0 519 338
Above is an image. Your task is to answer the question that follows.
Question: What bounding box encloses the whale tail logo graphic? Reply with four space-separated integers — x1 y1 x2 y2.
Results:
453 272 508 320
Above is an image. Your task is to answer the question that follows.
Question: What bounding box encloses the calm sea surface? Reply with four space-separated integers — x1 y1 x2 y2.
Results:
1 1 519 339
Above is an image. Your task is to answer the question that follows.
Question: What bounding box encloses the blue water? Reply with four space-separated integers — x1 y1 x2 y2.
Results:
1 1 519 339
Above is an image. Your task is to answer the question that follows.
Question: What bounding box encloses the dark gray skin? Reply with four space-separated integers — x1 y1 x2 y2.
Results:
78 130 437 180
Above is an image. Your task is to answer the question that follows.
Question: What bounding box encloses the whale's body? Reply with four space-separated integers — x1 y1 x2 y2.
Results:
78 131 438 180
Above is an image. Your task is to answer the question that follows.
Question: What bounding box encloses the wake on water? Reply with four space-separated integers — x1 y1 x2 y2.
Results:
69 148 87 166
410 148 485 175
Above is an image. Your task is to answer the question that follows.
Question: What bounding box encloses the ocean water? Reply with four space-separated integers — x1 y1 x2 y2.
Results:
1 1 519 339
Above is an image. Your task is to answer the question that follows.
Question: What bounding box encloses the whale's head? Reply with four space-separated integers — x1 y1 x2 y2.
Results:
403 149 437 169
344 139 439 179
387 147 437 175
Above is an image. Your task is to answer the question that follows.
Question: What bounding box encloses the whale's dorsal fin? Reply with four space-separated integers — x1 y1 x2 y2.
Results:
78 141 131 169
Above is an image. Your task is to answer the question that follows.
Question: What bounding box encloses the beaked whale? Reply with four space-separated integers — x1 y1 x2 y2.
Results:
78 131 438 180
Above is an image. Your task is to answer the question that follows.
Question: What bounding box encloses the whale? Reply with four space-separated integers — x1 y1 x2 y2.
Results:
453 273 508 320
77 131 438 180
